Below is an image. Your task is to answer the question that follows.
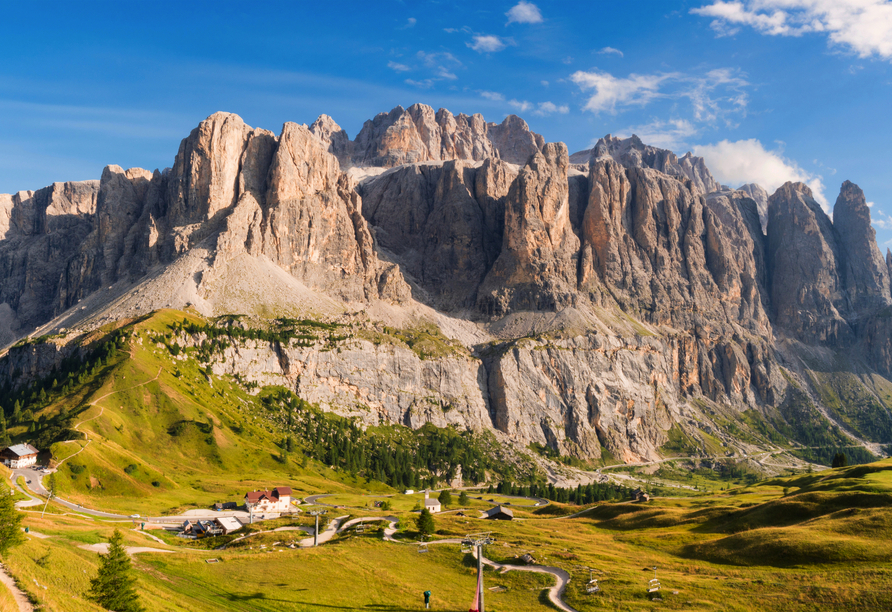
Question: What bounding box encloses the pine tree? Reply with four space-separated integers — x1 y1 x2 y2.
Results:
0 486 25 557
437 490 453 507
87 529 144 612
459 491 470 506
832 452 848 468
0 411 9 446
416 508 435 538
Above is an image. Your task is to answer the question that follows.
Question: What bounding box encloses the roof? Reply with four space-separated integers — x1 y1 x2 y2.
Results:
424 498 440 507
3 443 39 457
484 505 514 518
215 517 242 531
245 487 290 503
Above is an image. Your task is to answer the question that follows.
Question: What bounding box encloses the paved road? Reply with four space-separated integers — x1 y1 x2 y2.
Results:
343 517 578 612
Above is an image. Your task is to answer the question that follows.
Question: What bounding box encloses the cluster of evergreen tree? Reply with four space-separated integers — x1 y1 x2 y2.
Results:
0 329 129 449
490 479 628 504
261 387 509 488
164 316 348 360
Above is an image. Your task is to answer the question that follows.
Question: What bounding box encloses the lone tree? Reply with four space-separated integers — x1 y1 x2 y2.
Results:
437 490 453 507
459 490 470 506
416 508 435 538
832 452 848 468
0 487 25 557
87 529 144 612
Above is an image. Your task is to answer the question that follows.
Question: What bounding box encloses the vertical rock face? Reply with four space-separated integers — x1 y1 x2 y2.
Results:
0 181 100 336
96 166 154 285
477 143 579 315
359 158 517 309
767 182 851 344
309 114 352 165
166 112 253 228
738 183 769 232
261 122 378 301
351 105 547 168
486 115 545 165
573 135 719 196
833 180 891 312
579 159 767 332
352 104 495 167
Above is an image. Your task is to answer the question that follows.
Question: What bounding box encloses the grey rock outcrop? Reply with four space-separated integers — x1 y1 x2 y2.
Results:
833 180 891 312
572 135 719 196
477 143 579 315
738 183 769 232
352 104 494 167
767 182 851 344
309 114 352 165
486 114 545 165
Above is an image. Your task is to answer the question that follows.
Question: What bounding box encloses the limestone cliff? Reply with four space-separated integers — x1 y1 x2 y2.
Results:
3 106 892 465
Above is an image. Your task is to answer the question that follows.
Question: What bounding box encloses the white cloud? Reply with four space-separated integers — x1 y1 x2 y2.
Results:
693 138 828 208
875 209 892 229
417 51 461 67
480 91 505 101
468 35 508 53
508 99 533 112
387 61 411 72
868 201 876 207
541 80 550 87
692 1 892 60
399 17 417 29
436 66 458 80
570 68 749 124
533 101 570 116
506 1 544 24
405 79 435 89
597 46 624 57
570 70 675 113
618 119 699 150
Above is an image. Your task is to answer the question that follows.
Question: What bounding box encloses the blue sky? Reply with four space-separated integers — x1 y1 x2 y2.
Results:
2 1 891 245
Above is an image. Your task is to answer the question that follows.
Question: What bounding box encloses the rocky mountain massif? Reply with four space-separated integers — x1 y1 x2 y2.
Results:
3 103 892 466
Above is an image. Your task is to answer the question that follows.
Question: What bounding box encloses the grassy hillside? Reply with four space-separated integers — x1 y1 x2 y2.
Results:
0 310 534 515
3 458 892 611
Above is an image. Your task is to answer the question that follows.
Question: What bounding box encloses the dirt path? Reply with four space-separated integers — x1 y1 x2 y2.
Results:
79 543 174 555
55 365 163 469
0 564 33 612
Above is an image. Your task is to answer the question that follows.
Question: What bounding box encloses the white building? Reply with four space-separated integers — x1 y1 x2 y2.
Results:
1 443 39 468
423 491 441 513
244 486 293 513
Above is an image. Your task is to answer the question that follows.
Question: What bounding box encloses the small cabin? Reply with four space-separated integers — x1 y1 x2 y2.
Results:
483 505 514 521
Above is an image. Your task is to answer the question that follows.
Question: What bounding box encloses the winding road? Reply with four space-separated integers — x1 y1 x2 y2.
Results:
335 516 578 612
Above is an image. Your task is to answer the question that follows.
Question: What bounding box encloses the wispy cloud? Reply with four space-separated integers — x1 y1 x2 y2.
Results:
597 46 624 57
387 61 411 72
405 78 435 89
570 70 674 113
506 2 544 24
479 91 505 101
692 0 892 60
570 67 749 126
398 17 417 30
417 51 461 67
532 101 570 116
508 99 532 112
468 35 509 53
693 138 829 208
